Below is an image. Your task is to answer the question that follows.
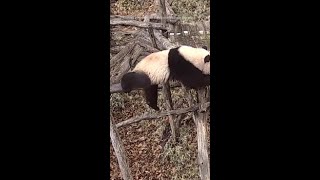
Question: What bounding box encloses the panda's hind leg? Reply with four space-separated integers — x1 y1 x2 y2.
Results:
144 85 159 111
121 71 151 92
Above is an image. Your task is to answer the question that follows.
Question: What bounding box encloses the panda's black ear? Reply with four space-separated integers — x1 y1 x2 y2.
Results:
202 46 208 50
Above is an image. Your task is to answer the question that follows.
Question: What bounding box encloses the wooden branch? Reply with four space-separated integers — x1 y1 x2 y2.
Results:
168 0 174 5
135 36 153 48
154 30 177 49
129 45 144 69
110 46 126 54
136 42 160 52
110 81 182 94
160 0 167 25
182 84 196 124
148 27 158 49
116 102 210 128
110 18 168 30
111 44 145 84
110 42 135 68
195 88 210 180
110 115 133 180
162 81 176 142
111 54 131 84
110 15 179 24
110 83 123 94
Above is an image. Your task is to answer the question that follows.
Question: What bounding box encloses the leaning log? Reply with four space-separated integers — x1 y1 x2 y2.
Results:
110 114 133 180
195 88 210 180
116 102 210 128
110 15 179 24
110 18 168 31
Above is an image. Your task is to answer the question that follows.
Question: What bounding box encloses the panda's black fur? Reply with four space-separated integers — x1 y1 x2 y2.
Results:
121 45 210 110
168 46 210 89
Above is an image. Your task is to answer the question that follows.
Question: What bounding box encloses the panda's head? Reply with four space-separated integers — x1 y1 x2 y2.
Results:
121 71 152 93
175 45 211 76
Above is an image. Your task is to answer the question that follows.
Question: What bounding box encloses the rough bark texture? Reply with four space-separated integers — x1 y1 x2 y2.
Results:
162 81 176 142
110 115 133 180
110 18 168 30
195 88 210 180
116 102 210 128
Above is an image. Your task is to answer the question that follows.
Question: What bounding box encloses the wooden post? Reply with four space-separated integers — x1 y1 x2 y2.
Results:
162 81 177 142
182 84 210 180
148 27 158 50
195 87 210 180
181 84 196 123
110 114 133 180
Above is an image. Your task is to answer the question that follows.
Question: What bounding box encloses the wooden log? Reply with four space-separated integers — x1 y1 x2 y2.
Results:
129 45 144 69
110 114 133 180
110 18 168 31
136 42 159 52
148 27 158 50
195 88 210 180
164 0 175 16
110 46 125 54
110 42 135 68
116 102 210 128
111 44 144 84
160 0 167 25
110 15 179 24
162 81 177 142
111 54 132 84
181 85 197 124
154 30 177 49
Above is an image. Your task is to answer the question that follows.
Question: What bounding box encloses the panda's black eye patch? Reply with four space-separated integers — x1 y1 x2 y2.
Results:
204 55 210 63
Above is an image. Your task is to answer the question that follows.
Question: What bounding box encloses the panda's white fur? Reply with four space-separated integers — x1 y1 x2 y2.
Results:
133 49 170 85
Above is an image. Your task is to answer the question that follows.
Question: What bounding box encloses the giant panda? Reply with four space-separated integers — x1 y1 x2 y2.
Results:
120 45 210 110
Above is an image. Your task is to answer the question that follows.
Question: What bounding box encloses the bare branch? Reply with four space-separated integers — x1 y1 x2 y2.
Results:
167 0 174 5
116 102 210 128
159 0 167 25
154 30 177 49
148 27 158 49
110 115 133 180
110 18 168 31
110 42 135 68
136 42 160 52
110 46 126 54
129 45 144 70
195 88 210 180
110 15 179 24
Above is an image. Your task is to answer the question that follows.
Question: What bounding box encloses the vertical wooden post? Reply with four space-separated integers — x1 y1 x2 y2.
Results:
110 115 133 180
195 87 210 180
182 84 210 180
162 81 177 142
148 27 158 50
